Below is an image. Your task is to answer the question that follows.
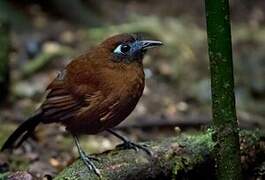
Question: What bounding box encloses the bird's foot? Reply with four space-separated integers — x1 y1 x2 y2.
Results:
79 151 101 177
117 141 153 156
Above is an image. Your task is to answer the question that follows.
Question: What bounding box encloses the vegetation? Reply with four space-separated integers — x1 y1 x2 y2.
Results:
54 130 264 179
205 0 242 179
0 1 264 179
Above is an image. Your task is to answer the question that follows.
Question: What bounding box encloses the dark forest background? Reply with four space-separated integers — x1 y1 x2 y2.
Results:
0 0 264 178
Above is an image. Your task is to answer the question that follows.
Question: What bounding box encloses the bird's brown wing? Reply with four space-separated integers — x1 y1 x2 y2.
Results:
39 70 83 123
39 68 105 123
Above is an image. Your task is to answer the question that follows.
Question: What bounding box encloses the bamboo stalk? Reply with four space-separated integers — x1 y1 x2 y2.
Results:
204 0 242 179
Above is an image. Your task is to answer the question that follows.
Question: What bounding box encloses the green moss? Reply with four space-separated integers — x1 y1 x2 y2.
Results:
56 132 215 179
239 129 265 144
54 160 86 180
55 130 264 179
169 131 216 179
179 131 214 154
171 156 186 176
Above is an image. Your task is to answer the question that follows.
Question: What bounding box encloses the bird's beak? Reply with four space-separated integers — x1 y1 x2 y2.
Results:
140 40 163 50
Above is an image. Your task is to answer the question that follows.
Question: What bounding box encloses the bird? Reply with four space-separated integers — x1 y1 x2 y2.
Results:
1 33 162 176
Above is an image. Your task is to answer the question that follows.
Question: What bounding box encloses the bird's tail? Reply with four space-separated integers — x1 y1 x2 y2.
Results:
1 112 42 151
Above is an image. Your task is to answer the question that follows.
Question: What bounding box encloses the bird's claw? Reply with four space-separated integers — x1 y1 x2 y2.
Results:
117 141 153 156
80 152 101 177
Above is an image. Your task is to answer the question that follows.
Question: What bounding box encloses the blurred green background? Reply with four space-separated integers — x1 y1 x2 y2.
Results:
0 0 264 178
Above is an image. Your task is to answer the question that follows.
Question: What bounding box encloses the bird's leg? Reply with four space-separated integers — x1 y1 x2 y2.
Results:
72 134 100 176
106 129 152 156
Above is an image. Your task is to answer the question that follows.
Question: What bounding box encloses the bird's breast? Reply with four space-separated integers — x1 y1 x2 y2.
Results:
65 67 145 134
99 75 144 130
96 67 145 130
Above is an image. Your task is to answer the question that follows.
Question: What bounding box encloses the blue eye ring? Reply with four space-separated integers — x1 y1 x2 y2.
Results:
113 44 131 55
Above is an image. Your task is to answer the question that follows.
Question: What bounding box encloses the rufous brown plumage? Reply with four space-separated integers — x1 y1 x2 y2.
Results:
1 33 162 175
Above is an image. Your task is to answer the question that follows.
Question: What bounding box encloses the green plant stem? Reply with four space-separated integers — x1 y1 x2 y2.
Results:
204 0 242 179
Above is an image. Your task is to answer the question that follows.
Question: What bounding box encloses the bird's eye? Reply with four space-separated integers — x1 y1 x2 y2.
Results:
113 44 131 55
120 45 130 53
